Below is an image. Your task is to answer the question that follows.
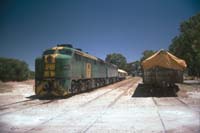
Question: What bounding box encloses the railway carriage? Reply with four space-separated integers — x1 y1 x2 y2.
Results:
35 44 127 97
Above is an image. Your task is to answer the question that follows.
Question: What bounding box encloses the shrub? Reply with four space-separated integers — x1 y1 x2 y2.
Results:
0 57 30 81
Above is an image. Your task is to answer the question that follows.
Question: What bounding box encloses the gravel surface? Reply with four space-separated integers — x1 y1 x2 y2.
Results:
0 77 199 133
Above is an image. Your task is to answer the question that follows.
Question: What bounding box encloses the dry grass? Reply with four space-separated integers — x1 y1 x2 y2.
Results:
0 80 34 93
21 80 34 85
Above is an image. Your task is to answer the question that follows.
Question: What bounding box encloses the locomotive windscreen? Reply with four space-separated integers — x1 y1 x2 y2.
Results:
58 49 72 55
43 49 72 56
43 50 55 55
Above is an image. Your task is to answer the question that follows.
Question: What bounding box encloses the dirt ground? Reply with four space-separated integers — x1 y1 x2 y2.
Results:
0 77 199 133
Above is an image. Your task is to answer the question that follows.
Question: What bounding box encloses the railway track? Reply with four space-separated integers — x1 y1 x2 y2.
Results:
151 96 199 133
0 99 36 108
1 77 198 133
25 78 139 133
0 99 55 116
80 78 133 107
152 97 166 133
0 78 133 117
80 79 138 133
174 97 190 108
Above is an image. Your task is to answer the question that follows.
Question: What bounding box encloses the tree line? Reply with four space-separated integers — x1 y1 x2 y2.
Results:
169 13 200 76
0 57 34 81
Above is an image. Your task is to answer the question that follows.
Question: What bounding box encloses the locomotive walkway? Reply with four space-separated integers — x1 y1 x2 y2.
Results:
0 77 199 133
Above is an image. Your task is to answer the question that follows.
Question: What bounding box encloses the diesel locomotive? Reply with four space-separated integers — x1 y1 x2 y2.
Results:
35 44 127 97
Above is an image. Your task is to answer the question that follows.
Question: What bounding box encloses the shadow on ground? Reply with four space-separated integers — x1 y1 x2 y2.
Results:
26 94 73 100
132 83 179 97
26 86 103 100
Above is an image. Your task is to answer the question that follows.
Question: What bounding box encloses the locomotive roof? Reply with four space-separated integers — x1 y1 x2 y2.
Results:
47 45 118 68
52 45 98 61
74 49 98 61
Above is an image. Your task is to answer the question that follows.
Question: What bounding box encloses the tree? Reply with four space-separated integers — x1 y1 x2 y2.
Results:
169 13 200 76
29 71 35 79
140 50 156 62
0 57 30 81
105 53 127 70
126 62 134 75
126 61 142 76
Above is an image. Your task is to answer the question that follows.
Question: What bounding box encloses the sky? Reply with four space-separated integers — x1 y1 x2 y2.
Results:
1 0 200 71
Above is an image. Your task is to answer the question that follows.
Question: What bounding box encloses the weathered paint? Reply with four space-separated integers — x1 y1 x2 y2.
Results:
75 50 98 61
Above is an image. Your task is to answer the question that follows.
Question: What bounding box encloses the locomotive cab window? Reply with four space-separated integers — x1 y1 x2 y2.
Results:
43 50 55 55
58 49 72 55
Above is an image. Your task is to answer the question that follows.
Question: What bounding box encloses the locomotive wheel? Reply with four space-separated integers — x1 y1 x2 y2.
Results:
84 80 89 91
96 79 99 87
85 80 92 90
71 80 75 94
71 80 79 94
79 81 84 92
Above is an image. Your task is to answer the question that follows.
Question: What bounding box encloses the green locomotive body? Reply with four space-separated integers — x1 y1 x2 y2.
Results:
35 44 126 97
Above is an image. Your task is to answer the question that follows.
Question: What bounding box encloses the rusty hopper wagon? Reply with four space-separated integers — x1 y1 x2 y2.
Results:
141 50 187 87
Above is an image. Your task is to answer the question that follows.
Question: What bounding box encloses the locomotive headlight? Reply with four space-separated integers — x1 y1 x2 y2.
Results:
64 64 71 70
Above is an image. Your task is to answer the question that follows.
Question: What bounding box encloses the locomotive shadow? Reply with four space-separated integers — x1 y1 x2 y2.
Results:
26 83 112 100
26 95 39 100
132 83 179 97
26 94 73 100
26 87 101 100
